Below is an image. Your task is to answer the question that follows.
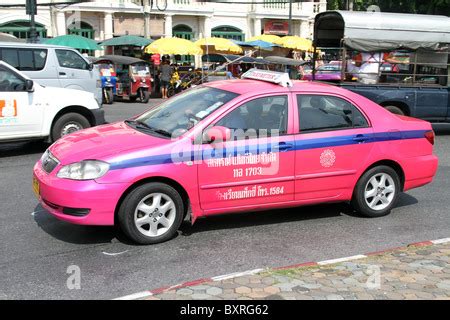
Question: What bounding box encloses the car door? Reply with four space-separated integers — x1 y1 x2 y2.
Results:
54 49 96 91
0 64 43 139
293 93 374 201
197 94 296 212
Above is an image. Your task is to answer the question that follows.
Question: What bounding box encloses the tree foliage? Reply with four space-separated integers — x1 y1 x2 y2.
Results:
327 0 450 15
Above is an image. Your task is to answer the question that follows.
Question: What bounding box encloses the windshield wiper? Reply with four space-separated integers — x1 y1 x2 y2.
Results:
125 119 171 137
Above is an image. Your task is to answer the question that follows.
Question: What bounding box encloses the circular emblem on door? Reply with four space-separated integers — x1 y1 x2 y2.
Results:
320 149 336 168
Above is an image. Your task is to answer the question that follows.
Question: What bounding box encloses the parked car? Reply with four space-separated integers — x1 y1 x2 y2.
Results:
33 69 438 244
302 63 342 82
0 42 103 105
0 61 104 143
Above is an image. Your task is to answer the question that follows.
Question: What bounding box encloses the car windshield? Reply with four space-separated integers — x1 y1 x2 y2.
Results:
130 86 238 138
131 64 150 76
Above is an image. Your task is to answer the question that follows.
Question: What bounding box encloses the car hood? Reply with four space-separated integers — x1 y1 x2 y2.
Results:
49 121 170 165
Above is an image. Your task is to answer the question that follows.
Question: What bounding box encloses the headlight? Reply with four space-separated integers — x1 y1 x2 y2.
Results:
57 160 110 180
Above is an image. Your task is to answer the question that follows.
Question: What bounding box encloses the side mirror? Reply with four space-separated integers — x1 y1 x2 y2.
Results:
204 126 231 144
88 63 94 71
25 79 34 92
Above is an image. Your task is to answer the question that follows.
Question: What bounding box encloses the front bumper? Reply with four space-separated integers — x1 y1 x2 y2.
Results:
33 161 127 226
91 108 106 126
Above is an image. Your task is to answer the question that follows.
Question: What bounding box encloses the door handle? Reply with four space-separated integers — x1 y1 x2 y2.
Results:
353 134 370 143
277 142 293 152
59 72 66 76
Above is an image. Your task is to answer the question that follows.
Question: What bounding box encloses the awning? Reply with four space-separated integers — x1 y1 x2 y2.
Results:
314 10 450 51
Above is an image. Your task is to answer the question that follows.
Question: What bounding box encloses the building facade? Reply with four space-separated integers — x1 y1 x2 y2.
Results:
0 0 326 44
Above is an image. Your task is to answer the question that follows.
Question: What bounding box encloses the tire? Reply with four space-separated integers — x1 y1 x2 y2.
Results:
118 182 184 244
104 89 114 105
351 165 400 218
140 89 150 103
167 87 175 98
384 105 405 115
51 112 90 142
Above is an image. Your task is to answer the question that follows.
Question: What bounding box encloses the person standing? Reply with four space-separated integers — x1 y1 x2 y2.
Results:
160 59 173 99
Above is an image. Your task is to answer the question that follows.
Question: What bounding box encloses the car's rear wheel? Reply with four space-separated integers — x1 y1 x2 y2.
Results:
352 166 400 217
51 112 90 142
118 182 184 244
384 105 405 115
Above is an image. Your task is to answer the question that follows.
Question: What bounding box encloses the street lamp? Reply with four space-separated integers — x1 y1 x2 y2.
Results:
26 0 38 43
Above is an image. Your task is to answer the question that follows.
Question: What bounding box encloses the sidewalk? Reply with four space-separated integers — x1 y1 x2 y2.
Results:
132 239 450 300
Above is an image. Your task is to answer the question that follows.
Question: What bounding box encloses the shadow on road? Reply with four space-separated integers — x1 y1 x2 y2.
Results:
0 141 48 158
32 204 127 245
32 193 418 245
180 193 418 236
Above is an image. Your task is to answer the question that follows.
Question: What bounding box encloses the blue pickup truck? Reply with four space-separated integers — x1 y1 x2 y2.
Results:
340 83 450 121
313 10 450 122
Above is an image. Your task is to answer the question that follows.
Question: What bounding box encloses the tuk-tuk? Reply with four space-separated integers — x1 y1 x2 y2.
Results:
100 55 152 103
91 57 117 104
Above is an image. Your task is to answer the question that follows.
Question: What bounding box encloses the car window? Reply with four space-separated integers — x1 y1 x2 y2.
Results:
215 95 288 140
0 48 47 71
0 65 26 92
297 95 368 133
55 49 88 70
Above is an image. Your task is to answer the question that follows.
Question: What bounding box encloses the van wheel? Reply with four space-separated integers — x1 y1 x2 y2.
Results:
140 89 150 103
51 113 90 142
384 105 405 115
118 182 184 244
351 166 400 218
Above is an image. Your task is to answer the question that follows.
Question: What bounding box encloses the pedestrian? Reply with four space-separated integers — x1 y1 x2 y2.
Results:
159 59 173 99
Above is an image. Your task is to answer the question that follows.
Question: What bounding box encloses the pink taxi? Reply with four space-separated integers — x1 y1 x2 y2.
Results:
33 69 438 244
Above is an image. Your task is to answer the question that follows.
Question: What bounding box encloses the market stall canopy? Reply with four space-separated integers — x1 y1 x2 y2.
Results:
314 10 450 52
97 55 146 65
0 32 21 42
274 36 313 51
247 34 281 43
195 37 242 54
144 37 202 55
244 40 278 49
100 35 153 47
202 54 268 64
264 56 307 67
43 35 102 50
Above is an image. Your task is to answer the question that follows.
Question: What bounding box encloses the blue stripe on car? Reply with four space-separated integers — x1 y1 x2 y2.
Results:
109 130 428 170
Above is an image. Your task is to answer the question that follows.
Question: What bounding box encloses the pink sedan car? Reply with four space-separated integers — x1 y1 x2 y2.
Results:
33 69 438 244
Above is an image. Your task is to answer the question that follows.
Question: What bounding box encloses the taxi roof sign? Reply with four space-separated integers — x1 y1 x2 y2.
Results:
241 68 293 87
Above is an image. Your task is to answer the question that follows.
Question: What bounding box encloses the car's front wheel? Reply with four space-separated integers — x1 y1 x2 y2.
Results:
352 166 400 217
118 182 184 244
51 112 90 142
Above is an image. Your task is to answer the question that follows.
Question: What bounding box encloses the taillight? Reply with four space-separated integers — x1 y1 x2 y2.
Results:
424 130 435 145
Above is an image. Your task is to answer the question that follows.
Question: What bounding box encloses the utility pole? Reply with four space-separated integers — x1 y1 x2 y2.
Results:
288 0 293 35
26 0 38 43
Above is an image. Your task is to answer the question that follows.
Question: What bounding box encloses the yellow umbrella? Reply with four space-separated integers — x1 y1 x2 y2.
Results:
195 37 242 54
274 36 313 51
246 34 281 43
144 37 203 55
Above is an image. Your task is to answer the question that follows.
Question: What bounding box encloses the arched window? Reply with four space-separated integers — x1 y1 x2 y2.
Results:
211 26 244 41
173 25 194 64
173 24 193 40
0 20 47 39
67 21 94 39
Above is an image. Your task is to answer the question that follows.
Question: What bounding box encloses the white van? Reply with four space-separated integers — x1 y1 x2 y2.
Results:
0 60 105 143
0 42 102 104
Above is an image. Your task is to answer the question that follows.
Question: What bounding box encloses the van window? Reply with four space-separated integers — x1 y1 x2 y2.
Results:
55 49 88 70
0 48 48 71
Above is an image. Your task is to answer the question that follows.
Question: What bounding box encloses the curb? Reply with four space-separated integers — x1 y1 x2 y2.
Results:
114 237 450 300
